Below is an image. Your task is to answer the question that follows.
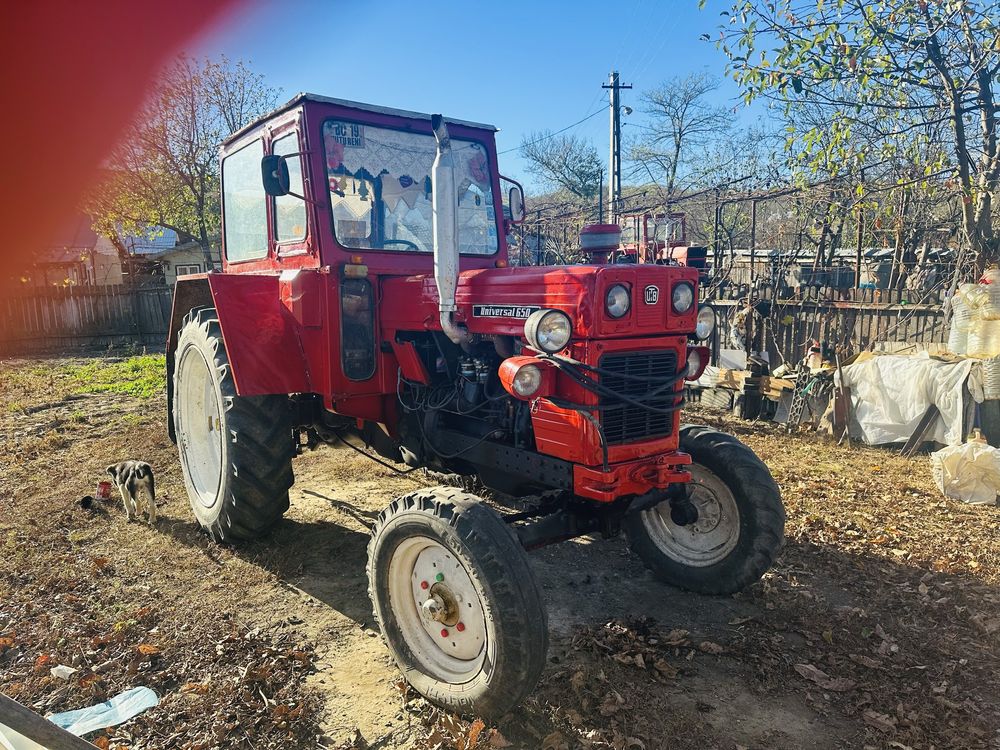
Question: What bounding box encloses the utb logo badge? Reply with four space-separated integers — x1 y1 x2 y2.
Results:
644 285 660 305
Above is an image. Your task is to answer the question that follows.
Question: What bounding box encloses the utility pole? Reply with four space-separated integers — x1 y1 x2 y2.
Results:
603 70 631 224
855 167 865 289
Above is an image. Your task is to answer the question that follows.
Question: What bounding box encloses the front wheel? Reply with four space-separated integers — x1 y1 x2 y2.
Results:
367 487 547 717
624 425 784 594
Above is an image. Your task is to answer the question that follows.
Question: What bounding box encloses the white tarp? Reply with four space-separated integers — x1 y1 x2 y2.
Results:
838 353 983 446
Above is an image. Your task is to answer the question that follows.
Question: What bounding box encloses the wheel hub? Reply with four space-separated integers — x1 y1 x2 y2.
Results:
639 464 741 567
389 537 488 672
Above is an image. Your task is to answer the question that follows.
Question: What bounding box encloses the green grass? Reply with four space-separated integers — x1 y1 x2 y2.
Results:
62 355 166 400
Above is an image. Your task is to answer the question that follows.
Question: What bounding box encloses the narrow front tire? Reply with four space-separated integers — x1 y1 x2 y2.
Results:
367 487 547 717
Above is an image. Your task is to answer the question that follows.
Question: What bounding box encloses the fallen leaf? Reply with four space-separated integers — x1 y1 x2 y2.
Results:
848 654 883 669
541 730 569 750
654 659 678 678
699 641 724 655
487 729 512 748
136 644 160 656
93 737 110 750
794 663 856 692
863 710 897 733
466 718 485 749
599 691 625 716
570 671 586 694
663 629 689 645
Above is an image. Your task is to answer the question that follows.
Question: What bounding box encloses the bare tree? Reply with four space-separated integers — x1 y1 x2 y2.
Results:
520 133 603 200
629 73 732 197
88 56 280 269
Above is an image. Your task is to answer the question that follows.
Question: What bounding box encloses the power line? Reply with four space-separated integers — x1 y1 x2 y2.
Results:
498 104 610 155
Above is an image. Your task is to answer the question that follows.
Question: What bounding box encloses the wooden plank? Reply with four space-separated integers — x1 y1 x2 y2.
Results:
900 404 941 458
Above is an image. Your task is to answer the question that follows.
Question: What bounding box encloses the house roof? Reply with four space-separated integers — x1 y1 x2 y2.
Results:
50 215 98 251
122 227 178 256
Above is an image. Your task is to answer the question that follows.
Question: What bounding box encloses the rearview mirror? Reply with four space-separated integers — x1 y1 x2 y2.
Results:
508 185 525 223
261 155 290 197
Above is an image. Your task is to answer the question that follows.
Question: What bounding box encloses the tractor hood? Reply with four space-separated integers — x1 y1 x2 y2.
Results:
379 264 700 341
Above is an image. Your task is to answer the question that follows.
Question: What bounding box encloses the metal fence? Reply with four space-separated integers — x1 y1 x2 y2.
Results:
0 285 172 355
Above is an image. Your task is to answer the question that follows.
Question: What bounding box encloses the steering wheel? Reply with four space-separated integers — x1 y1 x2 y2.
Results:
382 239 421 251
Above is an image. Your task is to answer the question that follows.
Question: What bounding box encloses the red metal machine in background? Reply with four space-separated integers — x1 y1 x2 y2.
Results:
618 211 709 279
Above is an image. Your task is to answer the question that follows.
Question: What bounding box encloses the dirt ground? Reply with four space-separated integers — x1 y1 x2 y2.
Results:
2 353 999 750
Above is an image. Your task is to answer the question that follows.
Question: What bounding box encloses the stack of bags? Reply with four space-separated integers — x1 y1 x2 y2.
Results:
947 269 1000 399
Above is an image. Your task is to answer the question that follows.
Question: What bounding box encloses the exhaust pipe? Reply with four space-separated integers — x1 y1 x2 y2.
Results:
430 114 468 345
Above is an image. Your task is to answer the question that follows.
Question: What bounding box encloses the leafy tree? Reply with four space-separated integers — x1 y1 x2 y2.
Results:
711 0 1000 265
520 132 604 200
89 56 280 268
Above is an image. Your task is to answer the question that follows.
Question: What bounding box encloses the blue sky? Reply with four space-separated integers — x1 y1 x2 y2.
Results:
190 0 762 190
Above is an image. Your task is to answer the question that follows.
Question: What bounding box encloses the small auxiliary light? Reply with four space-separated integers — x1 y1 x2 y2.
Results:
498 356 555 400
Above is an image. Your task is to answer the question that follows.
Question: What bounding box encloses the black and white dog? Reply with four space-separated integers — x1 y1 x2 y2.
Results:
106 461 157 524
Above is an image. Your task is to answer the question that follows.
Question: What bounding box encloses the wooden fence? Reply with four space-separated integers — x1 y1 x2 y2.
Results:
0 285 173 355
713 296 949 366
0 282 950 363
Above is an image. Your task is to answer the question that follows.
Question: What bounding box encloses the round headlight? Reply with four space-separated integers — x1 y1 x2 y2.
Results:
672 282 695 313
605 284 631 318
524 309 572 354
686 348 703 379
695 305 716 340
512 364 542 396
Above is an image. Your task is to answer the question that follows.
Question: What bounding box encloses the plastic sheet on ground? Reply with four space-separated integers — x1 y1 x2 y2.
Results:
47 686 158 737
931 441 1000 504
837 353 982 446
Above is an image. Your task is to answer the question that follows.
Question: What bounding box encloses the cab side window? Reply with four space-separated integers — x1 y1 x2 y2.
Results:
222 139 268 261
273 133 307 242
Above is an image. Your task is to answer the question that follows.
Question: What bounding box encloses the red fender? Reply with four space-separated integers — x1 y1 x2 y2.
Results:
167 273 314 401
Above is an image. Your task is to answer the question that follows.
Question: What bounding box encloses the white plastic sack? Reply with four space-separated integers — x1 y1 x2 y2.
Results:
47 687 158 737
931 441 1000 504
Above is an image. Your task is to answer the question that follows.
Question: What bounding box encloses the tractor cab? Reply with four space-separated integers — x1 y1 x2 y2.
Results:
166 93 783 719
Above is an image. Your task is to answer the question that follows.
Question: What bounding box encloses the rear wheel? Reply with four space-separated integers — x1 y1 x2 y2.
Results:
367 487 547 716
173 307 294 541
624 424 784 594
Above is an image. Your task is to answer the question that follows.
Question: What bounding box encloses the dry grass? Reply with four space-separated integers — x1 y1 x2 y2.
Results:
1 354 998 749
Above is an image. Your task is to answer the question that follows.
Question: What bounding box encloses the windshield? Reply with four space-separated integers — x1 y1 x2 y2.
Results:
324 120 498 255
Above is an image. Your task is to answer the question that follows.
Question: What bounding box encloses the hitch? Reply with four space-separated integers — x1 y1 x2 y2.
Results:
509 497 626 551
626 483 699 526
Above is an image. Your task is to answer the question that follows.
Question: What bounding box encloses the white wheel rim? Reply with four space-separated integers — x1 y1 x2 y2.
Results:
177 346 224 508
640 464 740 567
387 536 488 683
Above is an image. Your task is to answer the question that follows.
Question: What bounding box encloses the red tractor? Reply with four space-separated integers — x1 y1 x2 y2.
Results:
618 211 709 278
167 94 784 716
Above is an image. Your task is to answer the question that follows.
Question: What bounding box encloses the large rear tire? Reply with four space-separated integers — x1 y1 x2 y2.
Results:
624 424 784 594
173 307 294 541
367 487 548 717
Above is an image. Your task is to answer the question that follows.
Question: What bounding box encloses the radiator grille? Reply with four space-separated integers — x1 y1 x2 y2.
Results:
599 350 679 445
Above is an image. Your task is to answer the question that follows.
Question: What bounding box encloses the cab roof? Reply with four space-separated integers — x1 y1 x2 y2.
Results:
224 92 499 147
